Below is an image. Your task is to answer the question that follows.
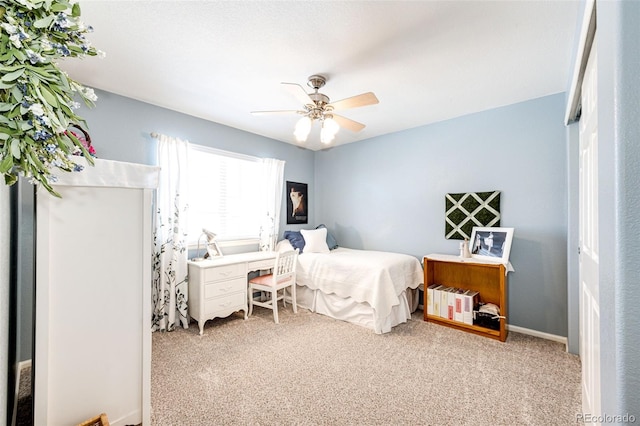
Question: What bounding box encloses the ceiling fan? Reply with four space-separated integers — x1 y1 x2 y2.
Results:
251 74 379 145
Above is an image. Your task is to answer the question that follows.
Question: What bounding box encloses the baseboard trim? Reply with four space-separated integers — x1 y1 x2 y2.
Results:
507 325 567 345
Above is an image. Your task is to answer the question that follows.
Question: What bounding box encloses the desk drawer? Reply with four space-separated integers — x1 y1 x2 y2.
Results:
248 258 276 272
203 263 244 282
205 292 245 314
204 277 246 299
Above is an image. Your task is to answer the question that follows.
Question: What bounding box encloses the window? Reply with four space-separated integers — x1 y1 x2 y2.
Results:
187 145 265 244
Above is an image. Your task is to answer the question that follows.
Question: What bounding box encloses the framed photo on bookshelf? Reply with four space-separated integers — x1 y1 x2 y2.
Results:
469 226 514 263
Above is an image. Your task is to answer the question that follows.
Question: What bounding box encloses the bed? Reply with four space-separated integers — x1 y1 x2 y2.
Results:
279 228 423 333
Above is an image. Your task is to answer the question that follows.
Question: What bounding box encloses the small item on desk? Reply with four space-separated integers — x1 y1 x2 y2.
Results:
459 238 472 259
203 228 223 258
193 228 223 261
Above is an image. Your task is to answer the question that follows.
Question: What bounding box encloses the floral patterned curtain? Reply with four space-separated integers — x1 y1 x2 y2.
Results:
152 134 189 331
260 158 285 250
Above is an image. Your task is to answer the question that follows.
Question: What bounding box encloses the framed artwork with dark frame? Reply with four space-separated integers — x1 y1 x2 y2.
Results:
469 226 514 264
286 181 308 224
445 190 501 240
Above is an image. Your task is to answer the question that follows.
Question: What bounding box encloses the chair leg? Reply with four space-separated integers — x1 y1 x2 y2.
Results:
291 284 297 314
272 289 279 324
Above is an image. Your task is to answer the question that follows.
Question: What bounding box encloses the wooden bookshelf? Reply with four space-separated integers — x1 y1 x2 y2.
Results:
423 255 508 342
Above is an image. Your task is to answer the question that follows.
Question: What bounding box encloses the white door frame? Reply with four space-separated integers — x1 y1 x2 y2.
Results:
579 35 601 419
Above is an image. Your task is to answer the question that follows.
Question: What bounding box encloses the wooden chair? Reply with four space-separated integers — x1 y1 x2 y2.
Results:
248 249 298 323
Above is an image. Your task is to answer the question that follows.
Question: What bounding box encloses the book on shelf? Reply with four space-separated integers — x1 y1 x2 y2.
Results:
454 288 465 323
440 286 450 318
432 285 443 317
426 284 439 316
463 290 479 325
447 287 457 320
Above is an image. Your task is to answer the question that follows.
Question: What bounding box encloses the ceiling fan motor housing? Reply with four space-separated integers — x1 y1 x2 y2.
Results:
306 75 330 117
309 92 330 106
307 74 327 90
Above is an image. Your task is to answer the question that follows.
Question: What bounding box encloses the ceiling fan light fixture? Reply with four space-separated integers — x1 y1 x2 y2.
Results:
320 116 339 144
323 116 339 135
320 127 335 145
252 74 377 146
294 116 312 142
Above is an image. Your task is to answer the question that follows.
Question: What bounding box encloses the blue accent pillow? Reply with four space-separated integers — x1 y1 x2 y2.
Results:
316 224 338 250
283 230 306 253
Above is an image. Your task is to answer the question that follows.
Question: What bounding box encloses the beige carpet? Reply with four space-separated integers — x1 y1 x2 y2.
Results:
152 308 581 425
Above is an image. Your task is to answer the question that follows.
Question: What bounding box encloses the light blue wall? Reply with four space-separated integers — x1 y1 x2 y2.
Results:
11 90 317 372
76 89 316 237
77 90 570 338
597 0 640 417
615 1 640 413
73 1 640 415
315 94 568 337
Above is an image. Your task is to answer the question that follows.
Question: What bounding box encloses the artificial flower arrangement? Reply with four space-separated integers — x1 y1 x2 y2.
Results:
0 0 104 196
68 123 95 157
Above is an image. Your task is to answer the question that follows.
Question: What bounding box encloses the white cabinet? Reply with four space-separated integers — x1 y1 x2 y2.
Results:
187 251 277 334
188 262 248 334
35 159 158 426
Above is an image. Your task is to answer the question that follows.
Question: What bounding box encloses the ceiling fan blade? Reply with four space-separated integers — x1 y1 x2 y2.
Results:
332 114 366 132
251 109 301 116
281 83 315 106
328 92 379 111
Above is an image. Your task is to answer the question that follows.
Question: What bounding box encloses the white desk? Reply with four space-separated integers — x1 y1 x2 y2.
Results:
187 251 277 334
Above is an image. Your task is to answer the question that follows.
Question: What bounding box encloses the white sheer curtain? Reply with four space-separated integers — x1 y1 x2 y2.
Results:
152 134 190 331
259 158 285 250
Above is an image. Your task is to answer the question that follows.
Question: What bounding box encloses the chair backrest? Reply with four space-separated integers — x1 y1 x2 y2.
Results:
273 249 298 285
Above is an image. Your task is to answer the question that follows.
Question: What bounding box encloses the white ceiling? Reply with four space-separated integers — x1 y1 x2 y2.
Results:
60 1 581 151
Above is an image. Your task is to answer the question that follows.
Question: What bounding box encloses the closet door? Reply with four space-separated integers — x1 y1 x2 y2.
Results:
34 159 158 426
579 37 601 418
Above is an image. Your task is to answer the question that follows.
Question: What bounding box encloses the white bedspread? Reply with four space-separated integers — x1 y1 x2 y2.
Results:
296 248 423 320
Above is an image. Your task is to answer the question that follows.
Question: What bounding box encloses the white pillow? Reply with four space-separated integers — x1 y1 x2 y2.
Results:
300 228 330 253
275 239 294 252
